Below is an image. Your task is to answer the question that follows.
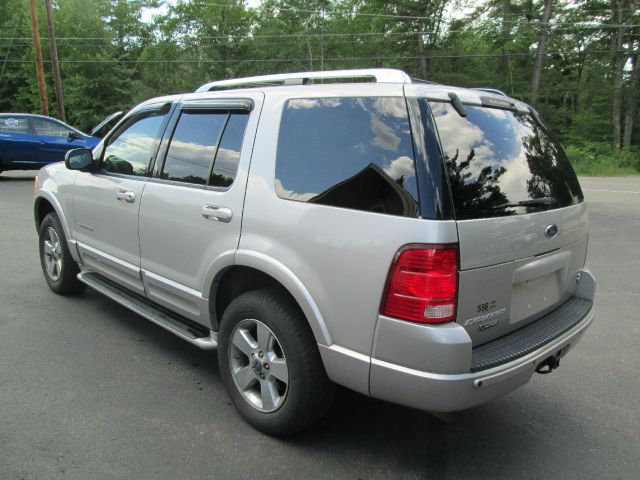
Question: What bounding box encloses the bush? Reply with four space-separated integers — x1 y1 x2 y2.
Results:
565 142 640 176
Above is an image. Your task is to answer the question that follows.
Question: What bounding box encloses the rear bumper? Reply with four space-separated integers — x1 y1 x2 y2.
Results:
369 306 593 412
368 269 596 413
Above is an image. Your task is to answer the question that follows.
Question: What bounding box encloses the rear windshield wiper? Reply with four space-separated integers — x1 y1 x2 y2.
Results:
491 197 557 210
448 92 467 117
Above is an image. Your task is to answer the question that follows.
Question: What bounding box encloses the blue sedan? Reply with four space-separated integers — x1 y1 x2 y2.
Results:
0 113 102 173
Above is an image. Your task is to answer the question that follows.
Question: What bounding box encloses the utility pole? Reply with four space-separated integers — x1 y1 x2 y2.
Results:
530 0 553 108
44 0 65 122
28 0 49 116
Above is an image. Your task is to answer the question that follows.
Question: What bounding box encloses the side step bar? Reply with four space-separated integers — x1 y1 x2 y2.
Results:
78 272 218 350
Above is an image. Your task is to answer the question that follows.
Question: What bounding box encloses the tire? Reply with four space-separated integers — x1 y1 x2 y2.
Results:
38 212 86 295
218 288 335 435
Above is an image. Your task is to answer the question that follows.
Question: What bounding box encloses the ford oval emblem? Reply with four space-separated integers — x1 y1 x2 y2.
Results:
544 224 558 238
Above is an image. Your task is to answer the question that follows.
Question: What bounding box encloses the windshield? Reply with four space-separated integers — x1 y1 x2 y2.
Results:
430 101 584 220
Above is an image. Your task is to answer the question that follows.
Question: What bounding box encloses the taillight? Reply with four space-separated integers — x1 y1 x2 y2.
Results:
381 245 458 324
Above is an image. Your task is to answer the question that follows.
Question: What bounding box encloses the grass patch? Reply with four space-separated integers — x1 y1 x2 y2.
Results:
565 142 640 176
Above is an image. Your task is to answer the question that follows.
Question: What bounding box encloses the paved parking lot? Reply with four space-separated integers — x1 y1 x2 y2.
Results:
1 171 638 480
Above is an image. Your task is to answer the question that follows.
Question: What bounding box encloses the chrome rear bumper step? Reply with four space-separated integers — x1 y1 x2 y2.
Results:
78 272 217 350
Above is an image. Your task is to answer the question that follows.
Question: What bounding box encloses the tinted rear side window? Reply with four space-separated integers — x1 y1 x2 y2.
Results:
210 113 248 188
163 112 227 185
162 111 248 187
275 97 420 217
430 102 584 220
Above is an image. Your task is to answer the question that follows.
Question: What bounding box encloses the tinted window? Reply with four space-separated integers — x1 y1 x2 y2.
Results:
210 113 248 187
33 118 72 137
0 117 29 134
276 97 419 217
430 102 584 220
162 112 227 185
103 111 167 176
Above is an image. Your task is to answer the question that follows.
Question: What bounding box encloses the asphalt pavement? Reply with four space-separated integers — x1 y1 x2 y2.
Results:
1 171 638 480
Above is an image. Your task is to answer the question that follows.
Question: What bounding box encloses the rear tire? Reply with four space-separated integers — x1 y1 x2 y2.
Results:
39 213 86 295
218 288 334 435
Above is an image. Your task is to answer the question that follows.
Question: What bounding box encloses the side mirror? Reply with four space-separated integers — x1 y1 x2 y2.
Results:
68 131 83 141
65 148 94 171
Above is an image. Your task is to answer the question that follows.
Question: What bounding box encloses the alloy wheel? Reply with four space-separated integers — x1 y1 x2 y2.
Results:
43 227 63 281
229 318 289 413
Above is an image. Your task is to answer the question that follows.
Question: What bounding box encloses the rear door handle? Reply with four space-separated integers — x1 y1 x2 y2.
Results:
116 189 135 203
202 204 233 223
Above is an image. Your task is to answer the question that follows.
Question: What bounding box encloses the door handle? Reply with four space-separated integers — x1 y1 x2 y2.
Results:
202 204 233 223
116 189 135 203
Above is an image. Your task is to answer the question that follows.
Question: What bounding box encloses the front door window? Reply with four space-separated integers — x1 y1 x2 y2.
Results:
102 111 168 176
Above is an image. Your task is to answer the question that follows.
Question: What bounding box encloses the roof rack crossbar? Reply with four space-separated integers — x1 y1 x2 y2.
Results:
195 68 412 92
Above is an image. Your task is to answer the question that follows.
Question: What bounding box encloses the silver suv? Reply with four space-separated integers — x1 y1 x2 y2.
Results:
34 69 596 435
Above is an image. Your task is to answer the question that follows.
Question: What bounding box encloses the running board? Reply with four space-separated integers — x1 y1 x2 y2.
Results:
78 272 218 350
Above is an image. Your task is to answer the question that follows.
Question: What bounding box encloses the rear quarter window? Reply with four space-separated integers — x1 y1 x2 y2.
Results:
275 97 420 218
430 101 583 220
0 117 29 134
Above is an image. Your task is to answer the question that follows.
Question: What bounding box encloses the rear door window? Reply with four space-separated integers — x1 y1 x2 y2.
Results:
210 113 247 188
33 118 72 137
430 102 583 220
162 112 227 185
275 97 420 217
160 110 249 187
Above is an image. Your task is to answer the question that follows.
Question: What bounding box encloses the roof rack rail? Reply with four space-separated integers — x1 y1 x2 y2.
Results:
195 68 412 92
472 87 508 97
410 77 439 85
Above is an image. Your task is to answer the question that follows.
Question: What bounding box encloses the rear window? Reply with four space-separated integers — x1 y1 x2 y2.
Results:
430 102 583 220
275 97 420 217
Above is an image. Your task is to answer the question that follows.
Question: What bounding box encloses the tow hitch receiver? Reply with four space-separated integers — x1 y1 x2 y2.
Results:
536 354 561 374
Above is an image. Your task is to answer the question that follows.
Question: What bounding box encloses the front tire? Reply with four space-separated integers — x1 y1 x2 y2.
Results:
39 213 85 295
218 288 334 435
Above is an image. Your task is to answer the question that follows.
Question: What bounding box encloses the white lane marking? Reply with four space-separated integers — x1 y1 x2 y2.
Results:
583 189 640 194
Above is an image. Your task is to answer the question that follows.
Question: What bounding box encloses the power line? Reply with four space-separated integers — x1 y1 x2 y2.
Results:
1 2 635 37
0 21 638 44
189 2 455 21
2 49 630 64
186 1 640 21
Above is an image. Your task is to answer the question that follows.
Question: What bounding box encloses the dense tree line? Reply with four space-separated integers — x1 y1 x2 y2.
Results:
0 0 639 170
